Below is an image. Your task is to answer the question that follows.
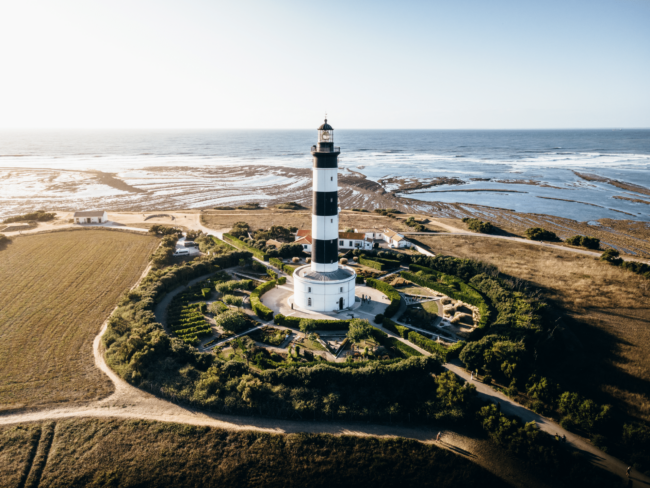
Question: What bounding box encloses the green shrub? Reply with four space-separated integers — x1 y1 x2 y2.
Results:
278 276 287 285
369 327 422 358
407 330 465 362
566 235 600 250
462 217 493 234
355 275 365 284
525 227 557 241
347 319 374 343
366 278 401 317
372 257 401 268
223 233 269 260
3 210 56 223
274 314 350 330
382 317 411 339
359 257 386 271
374 313 384 324
250 280 275 321
0 234 10 247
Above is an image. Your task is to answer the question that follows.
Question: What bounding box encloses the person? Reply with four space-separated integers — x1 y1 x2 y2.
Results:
436 432 441 441
627 466 632 478
470 372 473 381
291 303 294 310
562 435 566 443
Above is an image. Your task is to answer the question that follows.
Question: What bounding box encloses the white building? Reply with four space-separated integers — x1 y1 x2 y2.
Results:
383 229 412 248
294 230 372 252
73 210 108 224
355 229 384 241
293 119 356 312
338 232 373 251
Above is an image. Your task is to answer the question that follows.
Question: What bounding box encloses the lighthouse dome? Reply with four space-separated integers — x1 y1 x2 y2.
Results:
318 119 333 130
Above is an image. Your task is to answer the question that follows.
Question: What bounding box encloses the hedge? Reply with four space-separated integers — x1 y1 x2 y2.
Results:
269 257 298 276
267 268 278 280
355 275 365 284
382 317 411 339
278 276 287 285
407 331 465 362
251 280 276 321
223 233 269 261
359 257 386 271
403 265 490 330
274 314 351 331
370 326 422 358
372 257 401 269
366 278 401 317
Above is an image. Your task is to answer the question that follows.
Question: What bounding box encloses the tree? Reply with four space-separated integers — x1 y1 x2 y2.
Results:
208 301 228 315
601 248 622 265
435 371 476 408
525 227 557 241
238 258 247 267
215 310 247 333
230 221 250 238
233 338 252 368
299 319 317 335
347 319 373 343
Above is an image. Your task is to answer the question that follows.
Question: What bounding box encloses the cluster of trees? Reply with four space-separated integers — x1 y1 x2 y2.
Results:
254 225 298 242
405 217 427 232
195 234 236 255
148 225 183 236
150 235 179 269
601 248 650 279
525 227 558 241
566 234 600 249
477 403 616 486
275 201 305 210
462 217 493 234
374 208 400 216
0 233 10 248
3 210 56 223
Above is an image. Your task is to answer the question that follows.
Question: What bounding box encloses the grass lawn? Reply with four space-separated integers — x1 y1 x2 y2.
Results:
401 285 436 297
423 301 439 315
0 418 510 488
417 234 650 423
0 230 158 410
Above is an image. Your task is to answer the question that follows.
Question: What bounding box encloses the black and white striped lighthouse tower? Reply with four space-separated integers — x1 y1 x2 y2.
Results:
311 118 340 273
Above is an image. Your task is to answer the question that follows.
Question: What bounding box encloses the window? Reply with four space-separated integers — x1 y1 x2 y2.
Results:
330 176 333 181
330 198 333 202
308 287 311 293
349 241 352 246
340 287 343 292
308 298 311 306
339 240 343 245
331 219 333 223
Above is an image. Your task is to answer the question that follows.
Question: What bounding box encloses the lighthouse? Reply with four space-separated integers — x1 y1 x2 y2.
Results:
293 119 356 312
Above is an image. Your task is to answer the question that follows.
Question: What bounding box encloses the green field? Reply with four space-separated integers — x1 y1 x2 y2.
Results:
423 300 439 314
0 230 158 410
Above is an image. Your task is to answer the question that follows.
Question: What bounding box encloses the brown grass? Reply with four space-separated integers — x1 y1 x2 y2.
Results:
0 230 158 410
417 234 650 421
201 209 419 233
0 418 511 488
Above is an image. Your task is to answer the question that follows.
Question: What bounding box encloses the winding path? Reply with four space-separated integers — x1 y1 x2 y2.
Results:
1 211 648 487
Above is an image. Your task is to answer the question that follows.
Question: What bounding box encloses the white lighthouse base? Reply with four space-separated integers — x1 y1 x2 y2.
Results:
293 265 356 313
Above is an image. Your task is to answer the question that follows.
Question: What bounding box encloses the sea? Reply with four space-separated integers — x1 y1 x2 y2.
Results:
1 129 649 221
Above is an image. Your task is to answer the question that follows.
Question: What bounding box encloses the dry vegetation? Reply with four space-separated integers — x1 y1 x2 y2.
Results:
418 234 650 421
0 230 158 411
201 209 423 233
0 418 510 488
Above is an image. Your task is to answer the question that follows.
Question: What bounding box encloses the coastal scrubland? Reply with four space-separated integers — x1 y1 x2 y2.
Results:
201 209 421 233
0 229 158 411
417 234 650 422
0 418 510 488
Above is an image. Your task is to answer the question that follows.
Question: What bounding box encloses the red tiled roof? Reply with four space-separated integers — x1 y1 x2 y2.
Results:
338 232 365 240
296 229 312 237
295 235 313 244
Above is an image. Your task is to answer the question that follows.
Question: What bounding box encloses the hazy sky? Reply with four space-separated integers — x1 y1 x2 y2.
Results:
1 0 649 129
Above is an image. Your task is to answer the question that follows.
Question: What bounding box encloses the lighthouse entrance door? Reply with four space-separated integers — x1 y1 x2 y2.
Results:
339 297 343 310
